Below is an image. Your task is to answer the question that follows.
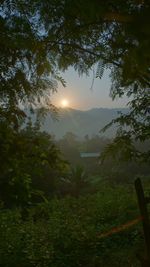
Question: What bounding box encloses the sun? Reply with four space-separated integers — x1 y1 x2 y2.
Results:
61 99 69 108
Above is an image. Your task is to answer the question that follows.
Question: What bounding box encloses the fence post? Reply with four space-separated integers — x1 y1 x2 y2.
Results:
134 178 150 267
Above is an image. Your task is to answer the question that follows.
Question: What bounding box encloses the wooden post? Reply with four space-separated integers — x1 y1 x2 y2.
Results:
135 178 150 267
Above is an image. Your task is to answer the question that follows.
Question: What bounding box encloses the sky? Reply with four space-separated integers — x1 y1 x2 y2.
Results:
51 67 128 110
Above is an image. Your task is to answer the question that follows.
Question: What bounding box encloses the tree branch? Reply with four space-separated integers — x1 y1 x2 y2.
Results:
57 42 122 67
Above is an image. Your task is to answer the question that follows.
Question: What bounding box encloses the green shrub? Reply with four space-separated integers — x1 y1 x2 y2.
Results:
0 185 144 267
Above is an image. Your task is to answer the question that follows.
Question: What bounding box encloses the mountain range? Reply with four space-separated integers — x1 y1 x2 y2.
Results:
27 107 128 140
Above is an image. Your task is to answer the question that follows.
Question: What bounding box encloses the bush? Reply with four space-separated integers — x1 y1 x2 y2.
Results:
0 185 144 267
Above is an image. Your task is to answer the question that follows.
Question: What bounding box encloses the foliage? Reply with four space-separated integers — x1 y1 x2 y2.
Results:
57 132 81 165
56 134 150 182
0 121 68 207
1 3 149 264
100 88 150 163
0 0 149 160
0 0 66 123
0 184 145 267
59 165 90 197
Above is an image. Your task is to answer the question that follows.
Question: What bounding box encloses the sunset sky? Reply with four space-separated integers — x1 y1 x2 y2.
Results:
51 67 128 110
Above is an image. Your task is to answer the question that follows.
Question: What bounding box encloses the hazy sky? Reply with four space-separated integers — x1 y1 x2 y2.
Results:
51 67 128 110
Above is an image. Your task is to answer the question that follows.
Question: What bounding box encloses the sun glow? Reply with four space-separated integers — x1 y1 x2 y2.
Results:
61 99 69 108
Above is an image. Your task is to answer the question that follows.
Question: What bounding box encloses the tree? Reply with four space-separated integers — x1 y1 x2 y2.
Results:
59 165 89 197
0 0 150 160
57 132 80 165
0 0 66 126
0 121 67 207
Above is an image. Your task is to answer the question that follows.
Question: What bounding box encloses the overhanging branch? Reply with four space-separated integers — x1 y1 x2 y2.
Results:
57 42 122 67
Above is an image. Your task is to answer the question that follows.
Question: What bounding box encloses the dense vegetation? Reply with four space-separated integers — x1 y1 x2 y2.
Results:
57 131 150 181
0 182 148 267
0 0 150 266
0 121 149 266
1 0 150 161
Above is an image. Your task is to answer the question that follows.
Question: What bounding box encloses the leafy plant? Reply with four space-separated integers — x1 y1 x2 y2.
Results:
0 121 68 207
0 184 145 267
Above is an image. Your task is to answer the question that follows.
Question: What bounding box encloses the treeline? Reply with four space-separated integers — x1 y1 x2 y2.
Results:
1 121 150 209
56 131 150 183
0 122 107 208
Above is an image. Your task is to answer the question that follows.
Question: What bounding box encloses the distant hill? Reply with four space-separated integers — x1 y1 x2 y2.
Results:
26 107 128 140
